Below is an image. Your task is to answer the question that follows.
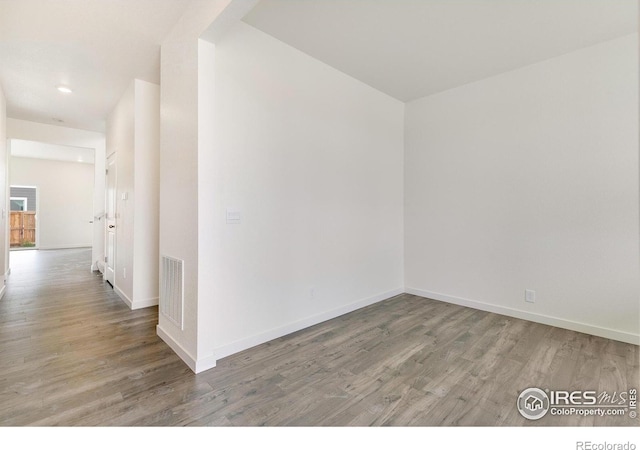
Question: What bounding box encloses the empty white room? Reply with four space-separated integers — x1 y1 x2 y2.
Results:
0 0 637 443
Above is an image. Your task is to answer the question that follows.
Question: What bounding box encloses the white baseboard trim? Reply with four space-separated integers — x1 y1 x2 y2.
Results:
114 286 132 308
405 287 639 346
1 268 9 299
38 245 92 250
211 287 405 363
194 354 218 374
131 296 159 310
157 325 205 373
113 286 158 310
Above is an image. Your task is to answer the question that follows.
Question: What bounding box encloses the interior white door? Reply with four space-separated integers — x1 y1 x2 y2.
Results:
105 153 116 287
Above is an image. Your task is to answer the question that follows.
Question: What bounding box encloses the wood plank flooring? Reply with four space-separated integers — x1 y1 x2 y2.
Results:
0 249 638 426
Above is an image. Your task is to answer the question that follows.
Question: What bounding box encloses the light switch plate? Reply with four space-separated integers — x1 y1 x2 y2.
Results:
226 209 241 225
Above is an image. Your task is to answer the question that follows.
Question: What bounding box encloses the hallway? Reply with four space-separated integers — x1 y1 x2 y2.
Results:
0 249 187 425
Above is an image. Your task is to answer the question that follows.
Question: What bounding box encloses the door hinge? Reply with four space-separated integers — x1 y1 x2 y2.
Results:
105 169 108 175
104 256 108 263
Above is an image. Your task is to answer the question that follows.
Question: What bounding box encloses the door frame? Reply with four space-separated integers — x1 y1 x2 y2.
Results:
104 153 117 286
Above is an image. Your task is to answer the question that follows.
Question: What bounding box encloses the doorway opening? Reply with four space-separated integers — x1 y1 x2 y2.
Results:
8 139 96 260
10 185 37 249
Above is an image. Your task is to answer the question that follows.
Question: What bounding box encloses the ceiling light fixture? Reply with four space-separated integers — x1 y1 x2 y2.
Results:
57 85 72 94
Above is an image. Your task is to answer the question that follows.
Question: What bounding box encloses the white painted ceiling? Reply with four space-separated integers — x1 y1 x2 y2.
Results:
0 0 192 132
244 0 638 102
0 0 636 133
11 139 95 164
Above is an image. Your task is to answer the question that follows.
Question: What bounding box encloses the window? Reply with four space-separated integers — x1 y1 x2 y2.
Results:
10 197 28 212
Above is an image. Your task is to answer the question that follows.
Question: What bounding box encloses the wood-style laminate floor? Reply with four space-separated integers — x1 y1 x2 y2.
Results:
0 249 638 426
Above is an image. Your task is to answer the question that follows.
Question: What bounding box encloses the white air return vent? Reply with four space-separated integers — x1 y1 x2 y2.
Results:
160 255 184 330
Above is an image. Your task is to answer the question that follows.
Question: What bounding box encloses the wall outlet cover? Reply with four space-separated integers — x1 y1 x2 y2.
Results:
525 289 536 303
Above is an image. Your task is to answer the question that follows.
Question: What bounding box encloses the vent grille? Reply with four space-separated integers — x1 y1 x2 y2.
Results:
160 256 184 330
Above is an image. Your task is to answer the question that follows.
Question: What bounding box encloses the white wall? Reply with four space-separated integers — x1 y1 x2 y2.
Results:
0 86 8 298
6 119 105 270
133 80 160 304
158 0 235 370
199 22 404 361
11 156 94 249
404 34 639 344
106 79 160 309
107 82 135 301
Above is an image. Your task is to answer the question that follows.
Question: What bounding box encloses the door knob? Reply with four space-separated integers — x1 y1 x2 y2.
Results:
109 225 115 229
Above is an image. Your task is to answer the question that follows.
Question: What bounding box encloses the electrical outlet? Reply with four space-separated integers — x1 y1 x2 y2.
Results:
123 268 126 279
525 289 536 303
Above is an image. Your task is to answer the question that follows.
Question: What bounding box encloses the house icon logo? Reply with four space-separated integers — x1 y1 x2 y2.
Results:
525 395 543 411
517 388 550 420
